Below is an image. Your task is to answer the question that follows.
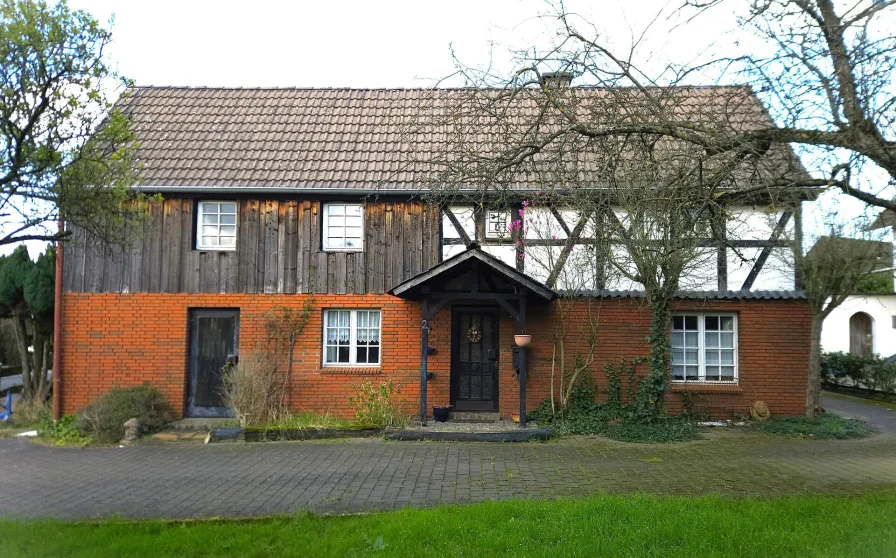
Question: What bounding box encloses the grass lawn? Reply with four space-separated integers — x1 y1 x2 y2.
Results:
3 493 896 557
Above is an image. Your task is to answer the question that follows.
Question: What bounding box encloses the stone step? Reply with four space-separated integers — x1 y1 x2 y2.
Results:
167 418 236 432
448 411 500 423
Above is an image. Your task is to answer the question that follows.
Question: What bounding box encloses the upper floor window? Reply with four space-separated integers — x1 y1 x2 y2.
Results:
485 210 510 238
323 309 381 366
323 203 363 251
670 314 738 383
197 201 237 250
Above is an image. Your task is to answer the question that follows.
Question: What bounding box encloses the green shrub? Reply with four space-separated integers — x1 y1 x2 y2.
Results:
753 412 872 439
37 413 92 446
822 351 896 396
75 385 173 444
348 380 408 428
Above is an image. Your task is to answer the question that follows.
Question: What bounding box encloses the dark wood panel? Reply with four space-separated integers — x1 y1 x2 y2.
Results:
63 197 440 295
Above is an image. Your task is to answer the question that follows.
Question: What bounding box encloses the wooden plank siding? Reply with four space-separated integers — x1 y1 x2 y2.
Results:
63 198 441 295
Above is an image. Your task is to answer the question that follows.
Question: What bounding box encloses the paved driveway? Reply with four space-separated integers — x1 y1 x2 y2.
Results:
2 418 895 520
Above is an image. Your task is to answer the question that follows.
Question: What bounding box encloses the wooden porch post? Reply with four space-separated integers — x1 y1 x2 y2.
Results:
420 298 429 426
518 293 527 429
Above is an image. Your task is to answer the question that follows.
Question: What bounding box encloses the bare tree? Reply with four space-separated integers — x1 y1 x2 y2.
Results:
427 1 893 211
780 222 892 416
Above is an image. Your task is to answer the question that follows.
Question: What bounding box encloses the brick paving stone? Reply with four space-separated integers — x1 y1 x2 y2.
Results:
1 423 895 520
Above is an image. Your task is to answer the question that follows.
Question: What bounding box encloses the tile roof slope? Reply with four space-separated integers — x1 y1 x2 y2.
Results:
116 86 799 191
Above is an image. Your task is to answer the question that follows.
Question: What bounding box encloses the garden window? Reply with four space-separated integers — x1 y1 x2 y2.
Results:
670 314 737 383
323 309 381 366
196 201 237 250
323 203 364 250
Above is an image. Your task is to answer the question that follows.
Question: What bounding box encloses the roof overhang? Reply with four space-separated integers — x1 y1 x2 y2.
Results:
388 246 557 302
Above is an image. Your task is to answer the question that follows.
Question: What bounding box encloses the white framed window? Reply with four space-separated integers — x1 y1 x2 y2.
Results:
485 209 510 238
323 309 381 366
671 314 738 383
323 203 364 251
197 201 238 250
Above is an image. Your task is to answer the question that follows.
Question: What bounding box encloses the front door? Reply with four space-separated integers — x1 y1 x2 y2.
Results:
451 308 499 411
187 309 239 417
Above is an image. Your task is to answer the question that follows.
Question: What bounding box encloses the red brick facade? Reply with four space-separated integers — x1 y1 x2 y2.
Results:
59 293 811 419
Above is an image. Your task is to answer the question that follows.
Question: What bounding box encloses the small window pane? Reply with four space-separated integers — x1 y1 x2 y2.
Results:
673 316 684 329
684 316 698 329
705 316 719 330
202 236 218 246
220 203 237 214
202 214 217 224
220 225 236 235
670 349 683 364
705 333 719 348
220 237 235 247
685 350 698 364
721 317 734 331
706 352 719 365
221 214 236 225
720 332 734 347
338 346 350 362
685 332 698 347
202 203 219 214
720 350 735 365
671 332 684 347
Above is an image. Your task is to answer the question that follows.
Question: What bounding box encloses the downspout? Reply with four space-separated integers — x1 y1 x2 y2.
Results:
52 218 64 419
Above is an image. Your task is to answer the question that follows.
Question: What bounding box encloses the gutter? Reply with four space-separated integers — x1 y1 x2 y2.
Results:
52 218 63 420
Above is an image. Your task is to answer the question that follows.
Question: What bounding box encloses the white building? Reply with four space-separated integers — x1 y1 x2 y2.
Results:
821 295 896 358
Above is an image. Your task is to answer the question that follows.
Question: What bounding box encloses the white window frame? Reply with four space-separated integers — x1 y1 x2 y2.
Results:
323 203 364 252
485 209 510 239
322 309 381 367
196 201 238 251
670 313 739 384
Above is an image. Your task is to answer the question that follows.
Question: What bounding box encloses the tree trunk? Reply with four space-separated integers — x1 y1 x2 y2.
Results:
11 315 33 402
644 290 673 416
805 314 824 419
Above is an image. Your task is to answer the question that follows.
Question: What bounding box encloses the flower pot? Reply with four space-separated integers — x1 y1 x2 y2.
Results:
432 406 452 422
511 414 520 423
514 334 532 347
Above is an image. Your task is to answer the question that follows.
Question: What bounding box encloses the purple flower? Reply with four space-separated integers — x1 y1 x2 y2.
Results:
522 200 530 207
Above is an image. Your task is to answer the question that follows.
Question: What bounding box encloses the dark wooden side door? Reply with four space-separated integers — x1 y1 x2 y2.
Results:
849 312 873 357
451 308 499 411
187 309 239 417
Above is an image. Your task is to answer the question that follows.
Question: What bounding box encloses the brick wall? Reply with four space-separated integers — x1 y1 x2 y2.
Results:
60 294 811 419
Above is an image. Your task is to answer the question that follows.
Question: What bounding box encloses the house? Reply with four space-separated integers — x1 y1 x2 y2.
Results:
56 86 813 423
821 217 896 359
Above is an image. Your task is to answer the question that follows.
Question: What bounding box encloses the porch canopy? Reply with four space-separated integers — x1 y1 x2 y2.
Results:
388 245 557 427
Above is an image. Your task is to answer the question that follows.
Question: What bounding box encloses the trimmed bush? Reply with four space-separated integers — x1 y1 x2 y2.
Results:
76 385 173 444
822 351 896 397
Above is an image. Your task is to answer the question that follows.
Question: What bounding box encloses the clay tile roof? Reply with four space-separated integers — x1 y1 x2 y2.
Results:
116 85 796 192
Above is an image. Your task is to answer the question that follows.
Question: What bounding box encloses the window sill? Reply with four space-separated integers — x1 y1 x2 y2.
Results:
321 249 364 253
319 367 383 375
670 383 742 394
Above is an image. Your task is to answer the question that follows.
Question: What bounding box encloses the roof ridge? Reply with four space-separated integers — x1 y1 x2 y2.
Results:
128 84 752 92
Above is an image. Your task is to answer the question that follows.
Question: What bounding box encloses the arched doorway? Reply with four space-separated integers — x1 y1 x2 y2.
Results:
849 312 874 357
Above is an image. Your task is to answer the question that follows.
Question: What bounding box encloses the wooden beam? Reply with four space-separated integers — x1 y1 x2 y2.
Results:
546 211 593 288
549 207 573 237
442 207 471 247
741 211 793 290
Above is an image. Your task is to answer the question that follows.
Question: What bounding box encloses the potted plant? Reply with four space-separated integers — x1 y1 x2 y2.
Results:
514 333 532 347
432 405 452 422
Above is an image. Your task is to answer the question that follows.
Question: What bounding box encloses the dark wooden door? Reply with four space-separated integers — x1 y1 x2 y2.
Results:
451 308 499 411
187 309 239 417
849 312 873 357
